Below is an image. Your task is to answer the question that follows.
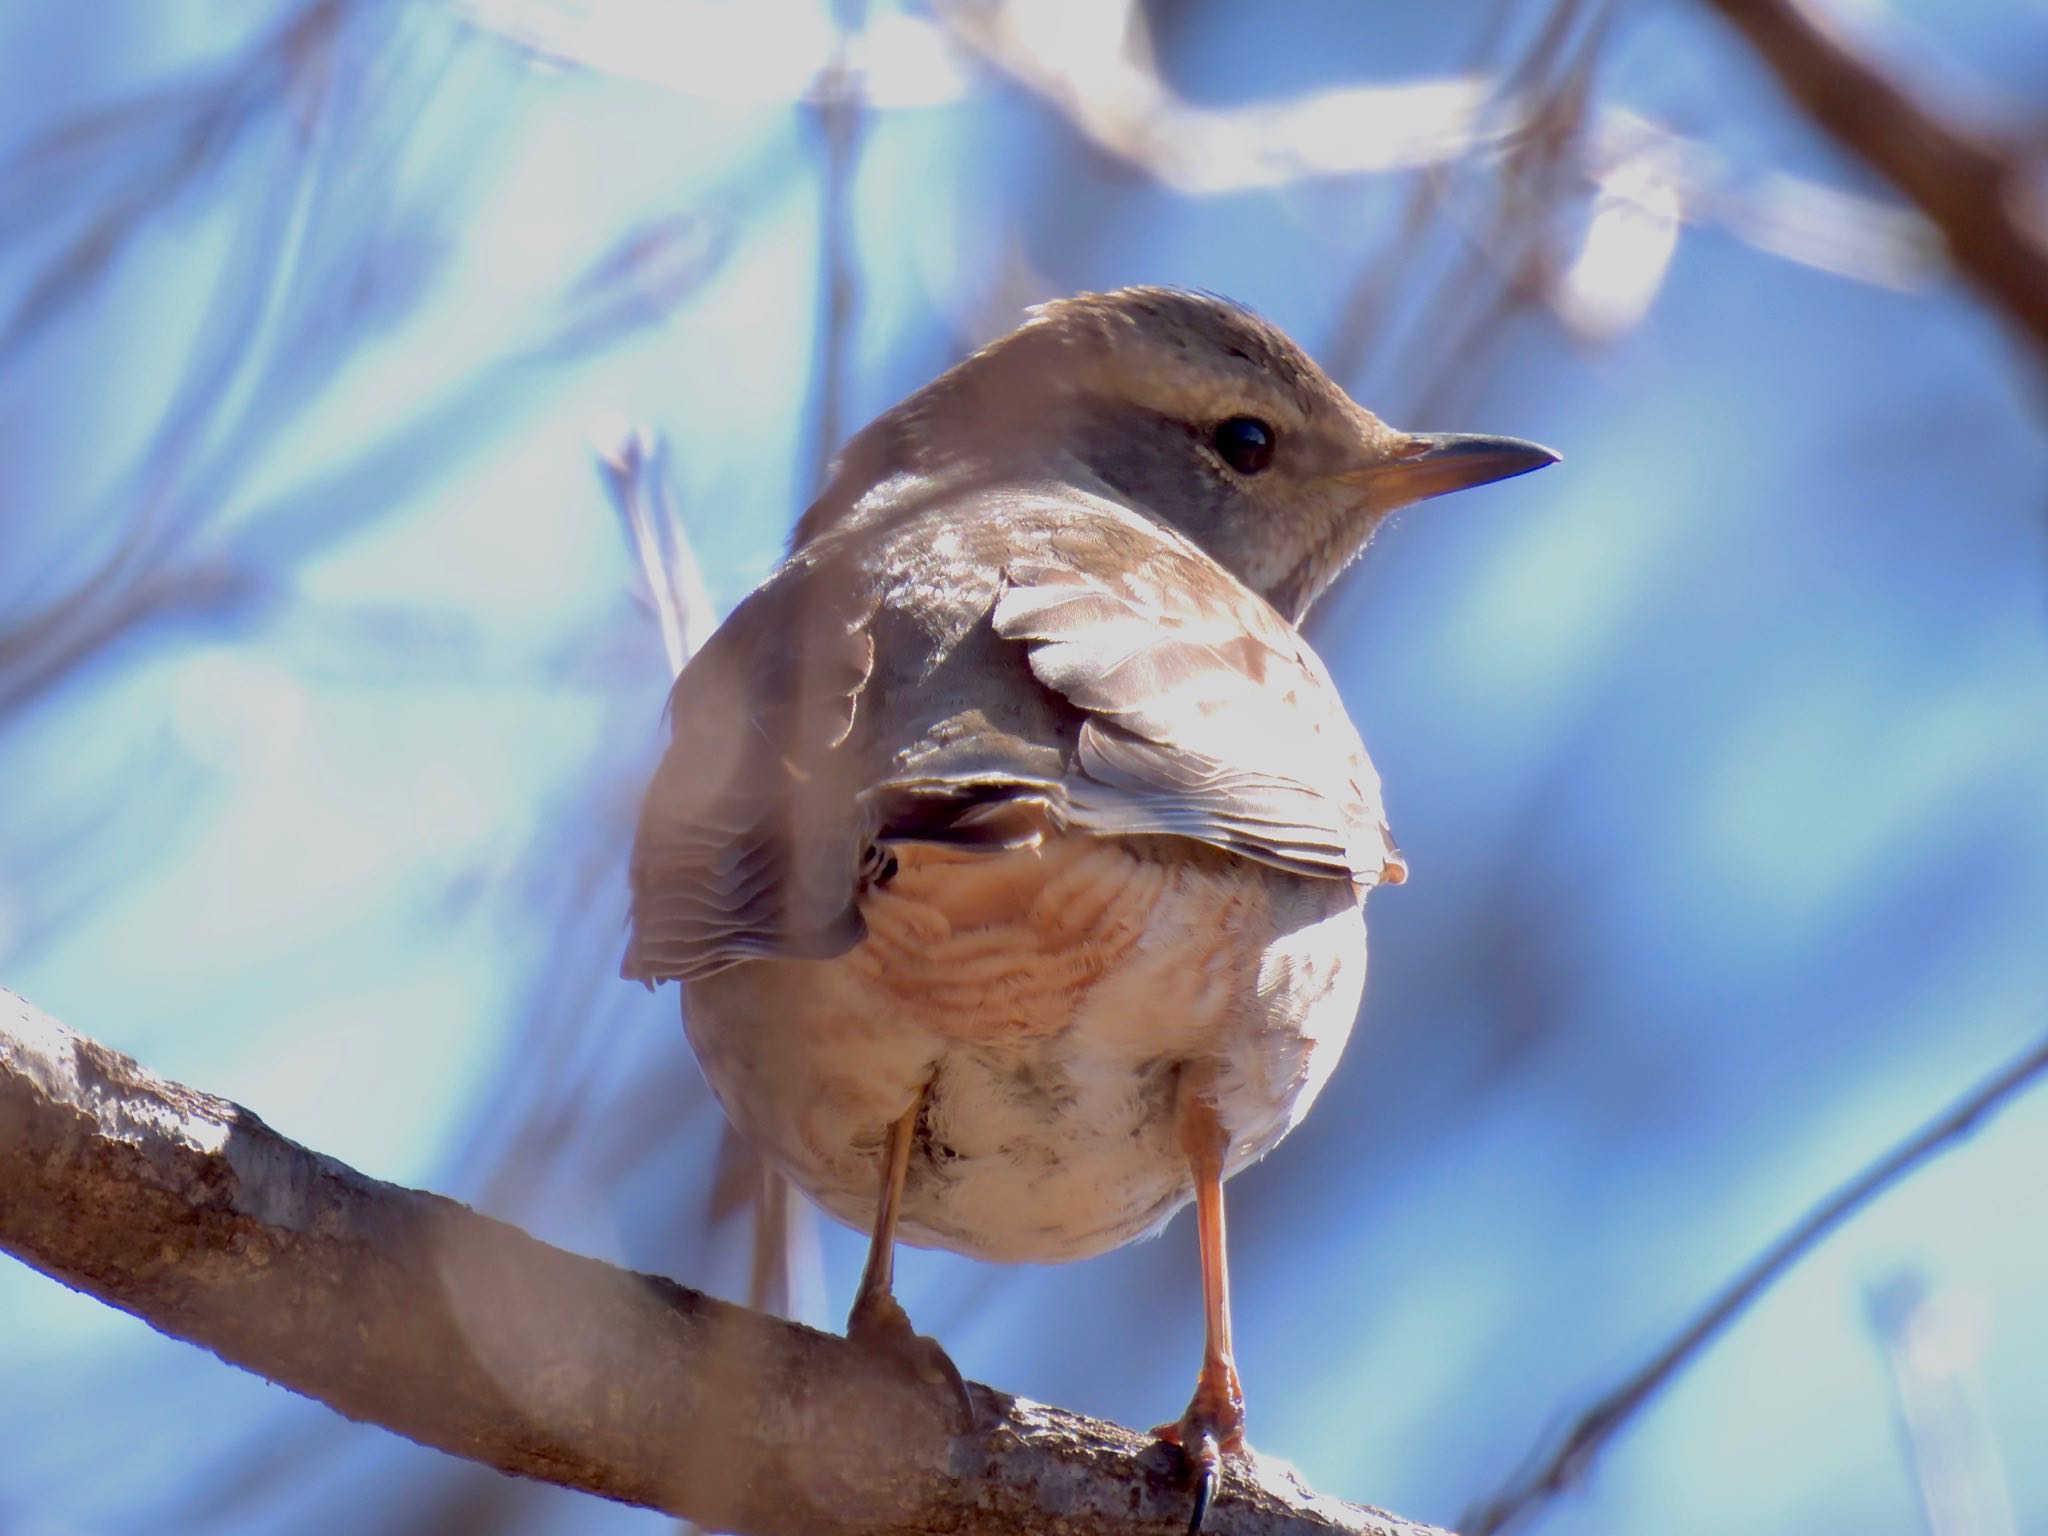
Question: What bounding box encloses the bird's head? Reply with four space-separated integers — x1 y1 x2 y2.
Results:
802 287 1557 622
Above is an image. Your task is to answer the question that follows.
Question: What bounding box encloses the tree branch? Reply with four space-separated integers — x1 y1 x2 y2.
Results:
1702 0 2048 357
0 988 1435 1536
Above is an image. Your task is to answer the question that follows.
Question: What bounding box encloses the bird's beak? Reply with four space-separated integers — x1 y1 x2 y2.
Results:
1342 433 1559 508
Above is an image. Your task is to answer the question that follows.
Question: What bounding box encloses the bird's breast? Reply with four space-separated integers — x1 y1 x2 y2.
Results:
850 836 1266 1051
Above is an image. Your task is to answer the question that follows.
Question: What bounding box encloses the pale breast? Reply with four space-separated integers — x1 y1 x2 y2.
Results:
682 836 1367 1264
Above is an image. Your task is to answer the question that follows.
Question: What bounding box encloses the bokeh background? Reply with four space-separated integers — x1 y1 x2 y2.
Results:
4 1 2047 1533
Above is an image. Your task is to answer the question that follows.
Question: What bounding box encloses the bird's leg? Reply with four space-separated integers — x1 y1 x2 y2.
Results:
845 1088 976 1430
845 1097 915 1342
1153 1078 1244 1533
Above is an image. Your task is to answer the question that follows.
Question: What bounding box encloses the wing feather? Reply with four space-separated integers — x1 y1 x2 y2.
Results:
993 541 1396 884
623 568 878 982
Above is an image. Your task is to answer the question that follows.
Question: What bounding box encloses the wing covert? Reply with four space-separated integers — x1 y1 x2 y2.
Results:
992 537 1397 885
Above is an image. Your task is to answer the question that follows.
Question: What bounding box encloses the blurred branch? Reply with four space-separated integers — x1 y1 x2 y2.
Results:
1702 0 2048 358
0 0 352 356
806 0 868 498
465 0 1934 313
1316 0 1598 387
598 425 717 675
0 201 727 723
0 0 433 719
936 0 1502 191
0 558 262 718
1462 1024 2048 1536
0 998 1439 1536
1400 0 1619 416
1868 1273 2018 1536
0 0 732 728
939 0 1930 355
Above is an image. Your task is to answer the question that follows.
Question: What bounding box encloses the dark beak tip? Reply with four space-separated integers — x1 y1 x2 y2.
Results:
1497 444 1561 481
1417 431 1558 464
1396 431 1561 496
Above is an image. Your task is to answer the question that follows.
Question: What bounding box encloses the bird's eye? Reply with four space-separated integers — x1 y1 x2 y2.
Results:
1212 416 1276 475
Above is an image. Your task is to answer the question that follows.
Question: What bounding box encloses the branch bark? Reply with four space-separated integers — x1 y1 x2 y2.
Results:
1702 0 2048 357
0 988 1434 1536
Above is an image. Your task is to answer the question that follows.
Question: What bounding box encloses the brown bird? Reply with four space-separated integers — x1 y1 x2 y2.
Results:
625 287 1553 1521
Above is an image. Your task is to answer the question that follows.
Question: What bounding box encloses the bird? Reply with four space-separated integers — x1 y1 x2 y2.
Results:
624 286 1554 1524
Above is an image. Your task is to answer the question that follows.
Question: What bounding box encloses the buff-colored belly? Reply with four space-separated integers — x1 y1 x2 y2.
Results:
683 836 1367 1264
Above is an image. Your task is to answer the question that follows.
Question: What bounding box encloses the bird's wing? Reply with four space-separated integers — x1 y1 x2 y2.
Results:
991 519 1398 885
623 562 883 982
624 483 1396 984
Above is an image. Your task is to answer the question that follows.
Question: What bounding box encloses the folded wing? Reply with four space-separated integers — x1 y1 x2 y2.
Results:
624 485 1397 984
992 536 1396 884
623 567 880 982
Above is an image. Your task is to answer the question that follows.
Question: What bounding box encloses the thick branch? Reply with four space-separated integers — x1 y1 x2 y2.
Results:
1704 0 2048 356
0 988 1433 1536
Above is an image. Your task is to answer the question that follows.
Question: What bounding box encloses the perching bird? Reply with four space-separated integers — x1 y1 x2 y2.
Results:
624 287 1554 1523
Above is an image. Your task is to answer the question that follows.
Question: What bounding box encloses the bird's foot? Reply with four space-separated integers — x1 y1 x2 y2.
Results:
846 1289 977 1433
1152 1359 1246 1535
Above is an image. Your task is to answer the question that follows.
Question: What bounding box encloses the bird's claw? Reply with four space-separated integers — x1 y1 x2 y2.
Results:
847 1292 978 1433
1152 1361 1245 1535
1187 1461 1219 1536
901 1330 977 1433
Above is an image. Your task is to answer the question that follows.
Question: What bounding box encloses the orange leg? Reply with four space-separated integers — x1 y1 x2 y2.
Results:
1152 1078 1244 1533
846 1090 975 1430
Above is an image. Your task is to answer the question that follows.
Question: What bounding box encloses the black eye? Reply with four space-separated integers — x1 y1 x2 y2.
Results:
1212 415 1276 475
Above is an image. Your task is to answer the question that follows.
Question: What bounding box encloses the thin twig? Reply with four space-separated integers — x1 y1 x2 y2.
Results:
1461 1024 2048 1536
